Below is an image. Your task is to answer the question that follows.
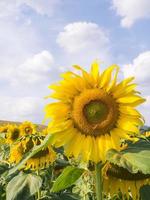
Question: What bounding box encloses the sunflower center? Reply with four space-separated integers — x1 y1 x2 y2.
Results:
25 127 32 134
84 101 108 123
72 89 118 137
11 129 20 140
107 164 150 181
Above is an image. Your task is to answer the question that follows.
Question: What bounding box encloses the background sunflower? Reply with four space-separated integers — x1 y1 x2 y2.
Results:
9 135 56 170
5 124 21 144
103 163 150 199
19 121 36 136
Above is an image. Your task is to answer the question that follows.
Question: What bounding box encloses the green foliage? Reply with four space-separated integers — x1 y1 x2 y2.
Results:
6 172 42 200
48 192 80 200
73 171 95 200
51 166 84 192
140 185 150 200
0 163 9 174
106 139 150 174
1 122 150 200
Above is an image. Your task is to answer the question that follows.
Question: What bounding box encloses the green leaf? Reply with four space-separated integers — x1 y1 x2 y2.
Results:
50 193 81 200
51 166 84 192
106 139 150 174
140 185 150 200
0 135 6 153
58 193 80 200
0 163 9 174
6 172 42 200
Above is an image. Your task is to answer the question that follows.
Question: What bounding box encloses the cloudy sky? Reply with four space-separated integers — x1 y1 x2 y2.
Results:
0 0 150 125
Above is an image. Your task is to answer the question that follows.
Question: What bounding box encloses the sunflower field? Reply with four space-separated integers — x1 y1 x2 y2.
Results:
0 62 150 200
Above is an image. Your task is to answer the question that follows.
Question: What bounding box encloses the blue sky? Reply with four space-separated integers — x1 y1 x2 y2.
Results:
0 0 150 124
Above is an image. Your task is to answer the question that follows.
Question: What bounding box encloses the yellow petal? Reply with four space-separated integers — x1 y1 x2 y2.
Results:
99 65 119 89
119 106 141 117
82 136 92 161
73 65 94 87
105 134 113 153
120 114 144 126
70 131 84 158
117 95 145 106
117 118 139 133
53 128 76 147
98 135 106 161
107 65 119 91
112 76 134 89
110 129 121 149
113 83 137 98
91 60 100 80
111 128 131 141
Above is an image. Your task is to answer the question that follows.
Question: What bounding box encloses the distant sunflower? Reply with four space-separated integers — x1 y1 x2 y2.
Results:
103 163 150 199
9 136 56 170
5 124 21 144
45 62 145 163
143 131 150 138
20 121 36 135
0 124 11 134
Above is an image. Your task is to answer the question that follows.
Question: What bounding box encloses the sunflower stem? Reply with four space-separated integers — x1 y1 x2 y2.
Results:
37 170 41 200
95 162 103 200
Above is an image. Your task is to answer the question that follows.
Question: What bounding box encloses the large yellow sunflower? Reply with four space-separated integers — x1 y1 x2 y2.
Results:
45 62 145 163
19 121 36 136
103 163 150 199
9 136 56 170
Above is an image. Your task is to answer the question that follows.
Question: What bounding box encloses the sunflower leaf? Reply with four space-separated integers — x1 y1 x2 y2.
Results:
6 172 42 200
51 166 84 192
50 193 81 200
106 139 150 174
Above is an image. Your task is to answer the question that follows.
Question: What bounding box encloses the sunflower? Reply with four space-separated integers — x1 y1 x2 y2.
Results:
45 62 145 163
9 136 56 170
5 124 22 144
143 131 150 138
20 121 36 136
103 163 150 199
0 124 11 134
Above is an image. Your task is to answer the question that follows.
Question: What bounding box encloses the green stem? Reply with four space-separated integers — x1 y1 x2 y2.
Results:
95 162 103 200
37 170 41 200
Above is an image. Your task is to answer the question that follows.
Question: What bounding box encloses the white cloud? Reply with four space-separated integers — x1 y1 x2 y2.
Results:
23 0 61 16
123 51 150 86
0 50 55 87
12 51 54 85
0 96 44 123
0 1 62 124
122 51 150 124
0 50 57 123
139 96 150 126
0 0 61 18
56 22 111 64
112 0 150 28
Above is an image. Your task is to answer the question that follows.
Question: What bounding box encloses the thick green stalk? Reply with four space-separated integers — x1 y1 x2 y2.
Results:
95 162 103 200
